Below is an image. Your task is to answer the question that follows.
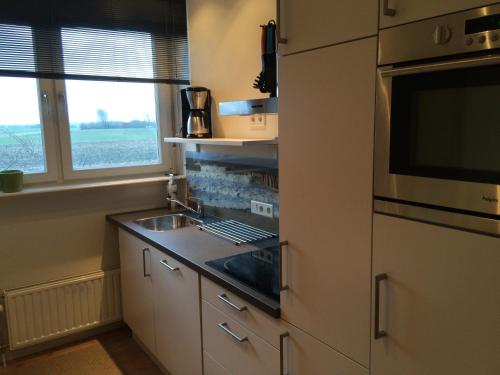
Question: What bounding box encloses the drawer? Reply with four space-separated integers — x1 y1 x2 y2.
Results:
201 276 285 348
202 300 280 375
204 351 231 375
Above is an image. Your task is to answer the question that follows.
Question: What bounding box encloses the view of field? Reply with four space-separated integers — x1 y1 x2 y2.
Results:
0 125 160 172
0 77 160 174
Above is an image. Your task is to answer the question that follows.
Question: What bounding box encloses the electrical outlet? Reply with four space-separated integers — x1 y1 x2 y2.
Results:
251 200 273 218
249 114 266 128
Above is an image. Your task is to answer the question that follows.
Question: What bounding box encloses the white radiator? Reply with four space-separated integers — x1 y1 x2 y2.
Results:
4 270 122 350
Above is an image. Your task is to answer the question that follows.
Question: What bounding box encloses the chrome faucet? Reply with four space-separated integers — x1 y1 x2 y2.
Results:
166 196 204 218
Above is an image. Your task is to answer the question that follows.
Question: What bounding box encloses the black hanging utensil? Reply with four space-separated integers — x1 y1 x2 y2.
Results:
252 20 277 97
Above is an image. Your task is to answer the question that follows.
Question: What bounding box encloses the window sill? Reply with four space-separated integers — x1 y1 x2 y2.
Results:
0 175 184 199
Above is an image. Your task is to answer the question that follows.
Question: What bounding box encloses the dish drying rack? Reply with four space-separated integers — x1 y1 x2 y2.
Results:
198 219 276 245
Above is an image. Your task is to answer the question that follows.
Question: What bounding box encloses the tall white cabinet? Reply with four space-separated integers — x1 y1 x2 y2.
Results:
279 36 377 367
372 214 500 375
278 0 378 55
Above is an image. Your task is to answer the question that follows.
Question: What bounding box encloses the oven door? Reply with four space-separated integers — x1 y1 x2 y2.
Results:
375 54 500 217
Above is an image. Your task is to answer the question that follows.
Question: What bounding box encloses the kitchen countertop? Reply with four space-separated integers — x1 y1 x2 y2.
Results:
107 208 280 318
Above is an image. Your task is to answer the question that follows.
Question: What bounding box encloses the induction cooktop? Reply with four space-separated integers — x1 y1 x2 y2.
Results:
206 245 280 302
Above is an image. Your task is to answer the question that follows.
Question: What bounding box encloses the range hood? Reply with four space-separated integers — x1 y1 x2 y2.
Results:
219 97 278 116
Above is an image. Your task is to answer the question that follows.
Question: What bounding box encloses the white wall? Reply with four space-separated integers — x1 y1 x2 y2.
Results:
187 0 278 140
0 183 165 291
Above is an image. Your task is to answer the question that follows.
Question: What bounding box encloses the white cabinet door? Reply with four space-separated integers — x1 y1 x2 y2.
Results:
204 352 231 375
118 229 156 353
284 325 369 375
202 300 279 375
372 214 500 375
151 248 202 375
279 0 377 55
279 37 377 367
380 0 494 29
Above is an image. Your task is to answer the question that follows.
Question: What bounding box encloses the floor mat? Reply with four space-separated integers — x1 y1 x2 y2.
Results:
0 341 123 375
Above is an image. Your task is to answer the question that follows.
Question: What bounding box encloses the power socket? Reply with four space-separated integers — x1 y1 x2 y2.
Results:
251 200 273 218
249 114 266 129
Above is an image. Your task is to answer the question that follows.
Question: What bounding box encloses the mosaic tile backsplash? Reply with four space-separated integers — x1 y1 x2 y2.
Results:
185 151 279 233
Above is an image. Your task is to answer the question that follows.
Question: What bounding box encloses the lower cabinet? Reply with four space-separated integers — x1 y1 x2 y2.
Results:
372 214 500 375
120 229 371 375
204 352 231 375
283 325 369 375
151 248 202 375
202 300 280 375
118 229 156 353
118 229 202 375
201 276 369 375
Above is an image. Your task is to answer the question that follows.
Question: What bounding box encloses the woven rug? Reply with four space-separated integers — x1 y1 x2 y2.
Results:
0 341 123 375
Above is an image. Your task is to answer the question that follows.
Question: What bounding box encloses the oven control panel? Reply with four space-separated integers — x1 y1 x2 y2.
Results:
379 3 500 65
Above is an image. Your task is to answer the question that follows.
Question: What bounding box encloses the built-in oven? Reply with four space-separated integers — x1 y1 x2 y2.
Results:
375 4 500 236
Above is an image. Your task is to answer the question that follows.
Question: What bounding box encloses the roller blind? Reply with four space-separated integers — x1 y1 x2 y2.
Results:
0 0 190 84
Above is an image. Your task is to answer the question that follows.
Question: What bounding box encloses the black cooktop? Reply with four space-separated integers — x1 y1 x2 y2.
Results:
206 245 280 302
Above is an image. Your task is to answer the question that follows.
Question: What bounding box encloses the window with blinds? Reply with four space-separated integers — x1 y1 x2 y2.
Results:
0 0 187 183
0 0 189 83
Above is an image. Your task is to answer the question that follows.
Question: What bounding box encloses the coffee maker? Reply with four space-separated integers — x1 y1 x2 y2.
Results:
180 87 212 138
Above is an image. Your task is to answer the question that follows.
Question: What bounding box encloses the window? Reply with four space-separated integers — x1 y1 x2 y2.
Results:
0 77 58 183
0 77 45 173
0 0 189 183
64 80 161 172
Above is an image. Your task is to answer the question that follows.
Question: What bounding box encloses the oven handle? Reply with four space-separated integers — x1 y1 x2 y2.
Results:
381 54 500 77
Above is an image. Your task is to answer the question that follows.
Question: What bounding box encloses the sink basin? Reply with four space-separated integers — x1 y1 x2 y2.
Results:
134 213 203 232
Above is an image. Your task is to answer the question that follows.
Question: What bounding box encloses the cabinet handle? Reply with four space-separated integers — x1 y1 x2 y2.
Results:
279 240 289 291
160 259 179 272
374 273 388 339
383 0 396 16
280 332 289 375
277 0 287 43
217 293 247 312
142 248 151 277
217 322 248 343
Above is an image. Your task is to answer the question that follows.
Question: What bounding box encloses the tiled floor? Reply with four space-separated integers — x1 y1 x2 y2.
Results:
0 327 163 375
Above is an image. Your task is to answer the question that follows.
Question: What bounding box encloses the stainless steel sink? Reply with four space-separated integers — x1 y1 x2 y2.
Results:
134 213 203 232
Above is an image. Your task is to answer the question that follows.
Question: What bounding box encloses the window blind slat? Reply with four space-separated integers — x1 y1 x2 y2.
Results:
0 0 189 84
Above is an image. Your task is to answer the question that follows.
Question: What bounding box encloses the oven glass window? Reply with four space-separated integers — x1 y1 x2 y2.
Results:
390 64 500 184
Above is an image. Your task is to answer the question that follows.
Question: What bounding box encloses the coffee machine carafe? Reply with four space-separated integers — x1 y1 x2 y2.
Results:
180 87 212 138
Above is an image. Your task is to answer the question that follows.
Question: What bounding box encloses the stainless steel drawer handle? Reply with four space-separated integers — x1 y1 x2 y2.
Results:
217 322 248 343
279 240 289 291
383 0 396 16
217 293 248 312
160 259 179 272
374 273 388 339
280 332 289 375
381 55 500 78
142 248 151 277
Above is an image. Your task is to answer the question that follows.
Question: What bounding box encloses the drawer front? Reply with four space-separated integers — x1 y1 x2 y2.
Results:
201 276 284 348
202 300 280 375
204 351 231 375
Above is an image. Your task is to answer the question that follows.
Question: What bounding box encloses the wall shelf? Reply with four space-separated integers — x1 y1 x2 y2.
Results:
163 137 278 146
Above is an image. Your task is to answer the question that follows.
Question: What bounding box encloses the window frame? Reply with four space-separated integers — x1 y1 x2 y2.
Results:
0 78 60 184
54 80 174 180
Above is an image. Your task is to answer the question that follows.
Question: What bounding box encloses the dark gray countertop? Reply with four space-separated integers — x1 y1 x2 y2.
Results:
107 208 280 318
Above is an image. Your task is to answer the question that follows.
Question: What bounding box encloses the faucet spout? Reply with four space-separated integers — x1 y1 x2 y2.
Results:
166 197 204 218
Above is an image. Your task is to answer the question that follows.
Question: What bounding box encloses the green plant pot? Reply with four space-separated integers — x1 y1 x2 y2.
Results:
0 170 24 193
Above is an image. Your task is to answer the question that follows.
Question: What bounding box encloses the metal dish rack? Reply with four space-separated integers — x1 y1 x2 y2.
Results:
198 219 276 245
